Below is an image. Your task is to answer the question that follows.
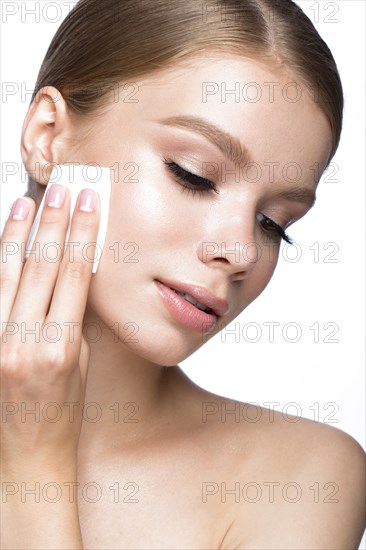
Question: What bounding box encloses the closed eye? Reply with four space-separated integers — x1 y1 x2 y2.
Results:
162 158 219 196
256 212 293 245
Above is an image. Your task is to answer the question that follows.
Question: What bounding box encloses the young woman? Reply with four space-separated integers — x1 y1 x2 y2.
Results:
1 0 365 548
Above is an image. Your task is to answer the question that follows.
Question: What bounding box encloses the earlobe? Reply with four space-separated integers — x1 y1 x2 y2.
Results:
21 86 71 186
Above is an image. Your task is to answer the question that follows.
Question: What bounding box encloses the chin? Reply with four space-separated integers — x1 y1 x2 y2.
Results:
120 316 211 366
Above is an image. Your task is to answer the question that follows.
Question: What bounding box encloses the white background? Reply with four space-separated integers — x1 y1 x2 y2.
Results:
1 2 365 546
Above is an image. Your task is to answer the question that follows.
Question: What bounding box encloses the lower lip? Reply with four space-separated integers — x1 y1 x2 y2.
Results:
155 280 219 333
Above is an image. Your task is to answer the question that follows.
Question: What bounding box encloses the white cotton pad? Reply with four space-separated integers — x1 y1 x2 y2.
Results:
25 164 112 273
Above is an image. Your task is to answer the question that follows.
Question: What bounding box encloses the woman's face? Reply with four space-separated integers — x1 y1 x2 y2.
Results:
60 54 332 365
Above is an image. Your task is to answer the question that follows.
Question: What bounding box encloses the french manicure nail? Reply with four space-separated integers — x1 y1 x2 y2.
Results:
78 188 97 212
46 183 66 208
10 198 31 221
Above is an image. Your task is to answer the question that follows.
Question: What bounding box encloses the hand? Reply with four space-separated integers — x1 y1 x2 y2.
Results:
0 184 100 472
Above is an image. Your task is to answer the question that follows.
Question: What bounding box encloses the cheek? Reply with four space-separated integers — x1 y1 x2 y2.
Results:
237 244 280 311
108 163 196 255
256 240 280 284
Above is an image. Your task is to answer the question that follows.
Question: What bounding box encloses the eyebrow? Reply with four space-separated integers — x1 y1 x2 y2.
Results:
156 114 252 166
155 114 317 209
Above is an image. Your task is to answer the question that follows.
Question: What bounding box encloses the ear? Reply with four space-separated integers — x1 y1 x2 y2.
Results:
21 86 75 186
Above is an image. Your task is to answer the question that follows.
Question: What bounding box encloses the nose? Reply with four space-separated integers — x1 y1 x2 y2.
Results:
197 209 260 280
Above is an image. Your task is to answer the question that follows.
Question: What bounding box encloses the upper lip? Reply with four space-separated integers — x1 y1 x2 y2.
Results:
156 278 229 317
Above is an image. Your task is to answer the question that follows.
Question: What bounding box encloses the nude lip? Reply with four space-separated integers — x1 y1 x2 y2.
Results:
155 277 229 317
154 280 219 333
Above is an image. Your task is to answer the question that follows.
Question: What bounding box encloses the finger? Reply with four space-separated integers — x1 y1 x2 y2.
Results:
0 197 36 329
47 188 100 338
8 185 71 324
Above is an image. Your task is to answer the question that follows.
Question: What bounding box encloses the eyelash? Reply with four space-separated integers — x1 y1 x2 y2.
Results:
162 157 220 195
162 157 294 245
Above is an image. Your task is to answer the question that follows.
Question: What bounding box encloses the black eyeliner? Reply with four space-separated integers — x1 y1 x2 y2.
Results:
162 158 219 194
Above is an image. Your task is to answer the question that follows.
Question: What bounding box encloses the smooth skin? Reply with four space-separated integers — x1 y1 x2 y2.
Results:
1 53 365 549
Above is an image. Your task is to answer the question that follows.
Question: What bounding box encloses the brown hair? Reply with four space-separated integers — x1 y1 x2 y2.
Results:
25 0 343 205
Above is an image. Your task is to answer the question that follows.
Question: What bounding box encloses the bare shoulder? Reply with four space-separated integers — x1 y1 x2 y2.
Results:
204 395 366 550
184 384 366 550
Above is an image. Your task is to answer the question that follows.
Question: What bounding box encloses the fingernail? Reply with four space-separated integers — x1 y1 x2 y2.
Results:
10 198 31 221
78 188 97 212
46 183 66 208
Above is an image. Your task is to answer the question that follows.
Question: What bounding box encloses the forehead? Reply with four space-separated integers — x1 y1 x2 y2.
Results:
132 55 331 171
